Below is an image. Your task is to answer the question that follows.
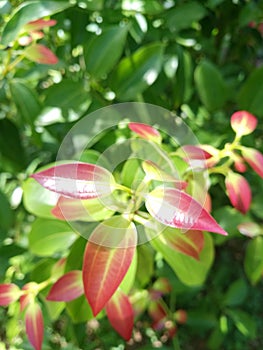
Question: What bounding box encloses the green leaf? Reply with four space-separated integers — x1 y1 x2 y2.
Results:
149 231 214 286
110 42 164 100
29 218 77 256
44 79 91 120
244 236 263 285
1 0 74 45
165 1 207 31
136 244 154 287
122 0 164 15
84 25 128 79
66 295 93 323
237 66 263 117
223 279 248 307
9 80 41 126
120 249 137 294
78 0 104 11
65 236 87 272
121 158 144 188
0 118 26 171
194 60 227 111
227 309 257 339
0 191 13 233
23 178 58 219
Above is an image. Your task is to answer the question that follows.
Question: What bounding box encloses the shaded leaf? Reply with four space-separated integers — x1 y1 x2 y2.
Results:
106 289 134 341
84 25 128 79
244 236 263 285
227 309 257 339
82 216 137 315
1 0 73 45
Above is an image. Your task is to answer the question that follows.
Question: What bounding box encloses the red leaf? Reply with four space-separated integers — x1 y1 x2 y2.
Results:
231 111 257 136
242 147 263 178
179 145 212 160
148 300 167 327
82 216 137 316
24 19 57 32
47 270 83 302
0 283 20 306
225 172 251 214
20 283 38 312
31 162 115 199
24 44 58 64
25 302 44 350
145 187 227 235
106 289 134 340
128 122 161 143
174 309 187 324
158 228 204 260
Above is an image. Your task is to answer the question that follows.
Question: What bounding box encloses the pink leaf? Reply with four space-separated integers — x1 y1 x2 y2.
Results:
20 282 38 312
242 147 263 178
159 227 204 260
148 300 167 326
145 187 227 235
47 270 83 302
231 111 257 136
179 145 212 160
106 289 134 341
82 216 137 316
128 122 162 143
0 283 20 306
24 19 57 32
225 172 251 214
31 162 115 199
24 44 58 64
25 302 44 350
142 160 187 189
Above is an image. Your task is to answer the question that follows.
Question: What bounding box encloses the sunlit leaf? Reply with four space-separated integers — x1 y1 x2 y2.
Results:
129 122 161 143
25 302 44 350
47 270 83 302
106 289 134 341
20 283 38 312
82 216 137 316
31 162 116 199
241 147 263 178
225 172 251 214
23 18 57 32
145 187 227 235
238 222 262 238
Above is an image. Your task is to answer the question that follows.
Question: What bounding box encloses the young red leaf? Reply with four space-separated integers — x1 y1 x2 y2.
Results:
231 111 257 136
157 228 204 260
106 289 134 341
179 145 212 160
25 302 44 350
23 19 57 32
148 300 167 327
225 172 251 214
24 44 58 64
142 160 187 189
82 216 137 316
31 162 115 199
20 282 38 312
242 147 263 178
128 122 162 143
0 283 20 306
47 270 83 302
145 187 227 235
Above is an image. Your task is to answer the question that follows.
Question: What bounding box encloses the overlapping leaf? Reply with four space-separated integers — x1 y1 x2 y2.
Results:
47 271 83 302
82 216 137 316
225 172 251 214
25 302 44 350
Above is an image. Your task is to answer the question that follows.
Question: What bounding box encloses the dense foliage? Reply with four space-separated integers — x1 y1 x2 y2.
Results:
0 1 263 349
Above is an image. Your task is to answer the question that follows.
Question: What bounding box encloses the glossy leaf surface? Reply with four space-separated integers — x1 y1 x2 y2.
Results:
31 162 115 199
145 187 227 235
82 216 137 315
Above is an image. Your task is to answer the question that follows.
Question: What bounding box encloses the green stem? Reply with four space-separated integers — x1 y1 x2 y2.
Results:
173 336 181 350
114 183 133 195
